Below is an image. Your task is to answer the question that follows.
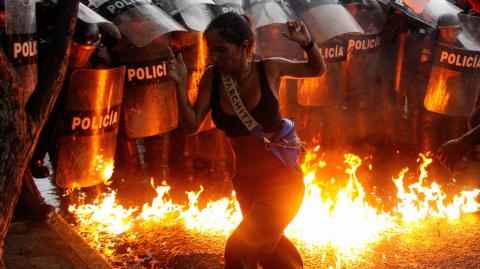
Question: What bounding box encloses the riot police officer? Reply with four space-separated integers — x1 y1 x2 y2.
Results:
30 18 103 179
420 13 471 153
1 0 52 221
437 13 463 46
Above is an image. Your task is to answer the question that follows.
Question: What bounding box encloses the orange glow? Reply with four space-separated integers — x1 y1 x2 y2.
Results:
187 34 215 130
278 78 288 115
394 33 406 95
188 34 207 103
423 67 459 114
297 76 329 106
69 149 480 259
393 153 480 222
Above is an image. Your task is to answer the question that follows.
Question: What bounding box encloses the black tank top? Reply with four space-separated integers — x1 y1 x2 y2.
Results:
210 61 282 137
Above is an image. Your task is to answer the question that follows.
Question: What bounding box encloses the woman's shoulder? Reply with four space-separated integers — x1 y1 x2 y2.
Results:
202 65 216 81
198 65 217 90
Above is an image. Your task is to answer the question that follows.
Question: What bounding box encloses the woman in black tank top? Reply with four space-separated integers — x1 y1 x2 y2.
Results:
168 12 325 269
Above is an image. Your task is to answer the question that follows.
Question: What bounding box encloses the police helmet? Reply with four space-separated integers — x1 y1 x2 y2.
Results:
74 18 101 46
437 13 461 29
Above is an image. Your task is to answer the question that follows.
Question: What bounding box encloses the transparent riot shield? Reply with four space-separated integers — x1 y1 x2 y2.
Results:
245 0 295 29
343 0 386 97
212 0 243 15
390 0 461 27
77 3 121 39
4 0 37 103
424 44 480 117
120 37 179 138
56 66 126 188
153 0 216 32
297 37 348 106
246 0 303 59
424 14 480 117
290 0 363 44
295 37 349 147
89 0 185 47
458 13 480 51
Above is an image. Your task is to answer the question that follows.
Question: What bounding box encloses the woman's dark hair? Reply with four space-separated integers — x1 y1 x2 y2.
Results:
205 12 255 49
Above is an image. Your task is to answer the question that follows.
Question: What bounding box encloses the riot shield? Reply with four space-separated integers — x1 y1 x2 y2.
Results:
212 0 243 15
343 0 386 97
297 37 348 106
154 0 216 32
290 0 363 44
458 13 480 50
424 44 480 116
245 0 295 29
245 0 303 59
290 0 362 130
119 37 179 138
3 0 37 103
88 0 185 47
295 36 350 147
56 66 126 188
393 26 438 150
290 0 362 147
78 3 121 39
424 14 480 117
391 0 461 27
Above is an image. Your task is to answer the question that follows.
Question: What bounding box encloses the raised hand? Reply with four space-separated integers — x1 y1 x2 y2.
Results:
281 20 312 47
167 48 188 85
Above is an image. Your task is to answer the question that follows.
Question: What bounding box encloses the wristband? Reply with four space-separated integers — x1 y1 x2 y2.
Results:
301 39 315 51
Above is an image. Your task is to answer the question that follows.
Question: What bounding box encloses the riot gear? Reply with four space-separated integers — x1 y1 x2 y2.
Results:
289 0 362 148
390 0 461 27
340 0 388 146
1 0 37 103
31 3 121 178
290 0 363 44
213 0 243 15
419 14 480 151
88 0 185 47
154 0 216 32
70 19 101 68
77 2 121 39
437 13 462 28
56 66 126 188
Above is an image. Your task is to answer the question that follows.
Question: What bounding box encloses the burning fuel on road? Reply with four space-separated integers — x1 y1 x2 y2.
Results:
67 148 480 268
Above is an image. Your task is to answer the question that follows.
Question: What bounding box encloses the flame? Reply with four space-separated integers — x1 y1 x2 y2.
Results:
286 154 397 252
139 180 181 220
69 190 137 235
188 34 207 103
69 148 480 260
393 153 480 222
179 187 242 236
297 76 329 106
93 154 114 182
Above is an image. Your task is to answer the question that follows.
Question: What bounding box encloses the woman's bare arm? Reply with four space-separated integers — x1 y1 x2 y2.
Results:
264 20 326 79
169 51 213 134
